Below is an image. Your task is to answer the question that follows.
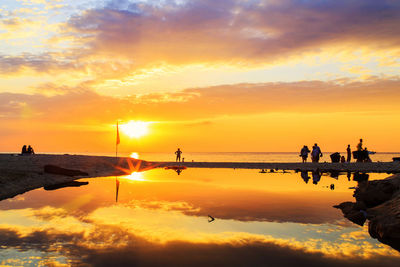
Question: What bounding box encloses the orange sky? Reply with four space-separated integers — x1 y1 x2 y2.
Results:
0 0 399 153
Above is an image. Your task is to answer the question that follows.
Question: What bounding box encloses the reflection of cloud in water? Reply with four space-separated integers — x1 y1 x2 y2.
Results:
0 222 399 267
0 205 398 261
0 247 69 267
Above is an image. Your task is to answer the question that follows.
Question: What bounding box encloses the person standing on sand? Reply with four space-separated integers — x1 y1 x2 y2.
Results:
311 143 323 163
300 145 310 163
175 148 182 162
357 139 363 151
346 144 351 162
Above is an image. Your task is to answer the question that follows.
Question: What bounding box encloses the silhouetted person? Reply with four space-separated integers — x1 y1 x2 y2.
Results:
21 145 27 155
27 145 35 155
357 139 363 151
175 169 182 175
330 184 335 190
340 156 346 163
346 144 351 162
300 145 310 163
364 147 372 162
311 143 323 163
175 148 182 162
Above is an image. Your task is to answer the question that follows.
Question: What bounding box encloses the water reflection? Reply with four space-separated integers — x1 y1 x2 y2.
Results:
0 168 399 266
300 171 310 183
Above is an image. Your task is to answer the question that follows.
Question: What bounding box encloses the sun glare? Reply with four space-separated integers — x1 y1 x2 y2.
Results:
124 172 146 181
120 121 151 138
130 152 139 159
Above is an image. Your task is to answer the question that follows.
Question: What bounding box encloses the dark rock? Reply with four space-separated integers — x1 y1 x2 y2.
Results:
333 202 366 226
367 195 400 251
354 179 398 208
44 165 89 176
335 175 400 252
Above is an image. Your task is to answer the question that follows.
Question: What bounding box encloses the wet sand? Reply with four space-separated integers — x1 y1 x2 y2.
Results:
1 153 400 201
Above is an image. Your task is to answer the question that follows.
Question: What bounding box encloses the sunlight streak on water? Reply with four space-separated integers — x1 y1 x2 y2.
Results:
122 171 146 181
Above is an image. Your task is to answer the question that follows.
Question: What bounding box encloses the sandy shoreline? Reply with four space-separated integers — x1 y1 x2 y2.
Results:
0 154 153 201
1 153 400 201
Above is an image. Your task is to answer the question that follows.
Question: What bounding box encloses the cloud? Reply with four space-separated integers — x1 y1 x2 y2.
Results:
65 0 400 69
1 78 400 122
1 78 400 152
1 0 398 89
0 54 78 75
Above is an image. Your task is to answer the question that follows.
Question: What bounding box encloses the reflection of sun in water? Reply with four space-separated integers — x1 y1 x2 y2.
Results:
124 172 145 181
130 152 139 159
120 121 151 138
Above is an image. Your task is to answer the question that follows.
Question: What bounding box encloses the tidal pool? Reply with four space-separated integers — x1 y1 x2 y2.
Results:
0 168 399 266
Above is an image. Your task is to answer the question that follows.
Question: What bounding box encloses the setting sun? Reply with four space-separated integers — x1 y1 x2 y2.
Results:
120 121 151 138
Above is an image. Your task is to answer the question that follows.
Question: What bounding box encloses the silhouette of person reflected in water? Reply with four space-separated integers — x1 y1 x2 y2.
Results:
347 171 352 181
312 170 321 184
175 148 182 162
300 171 310 184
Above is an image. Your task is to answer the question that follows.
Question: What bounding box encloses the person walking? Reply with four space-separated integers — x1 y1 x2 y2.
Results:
300 145 310 163
311 143 323 163
175 148 182 162
346 144 351 162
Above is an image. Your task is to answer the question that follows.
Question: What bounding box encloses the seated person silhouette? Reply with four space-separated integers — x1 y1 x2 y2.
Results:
27 145 35 155
21 145 27 155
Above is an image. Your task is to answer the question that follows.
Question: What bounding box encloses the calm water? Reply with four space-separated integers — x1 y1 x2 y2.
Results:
72 151 400 162
1 164 400 266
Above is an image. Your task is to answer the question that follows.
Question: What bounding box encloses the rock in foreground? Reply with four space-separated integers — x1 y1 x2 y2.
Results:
335 174 400 251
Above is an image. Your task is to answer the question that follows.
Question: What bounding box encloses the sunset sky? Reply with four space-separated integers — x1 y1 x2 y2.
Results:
1 0 399 153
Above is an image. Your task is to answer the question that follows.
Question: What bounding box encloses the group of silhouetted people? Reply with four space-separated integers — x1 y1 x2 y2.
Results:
300 143 323 163
353 138 372 162
345 139 371 162
300 138 372 163
21 145 35 155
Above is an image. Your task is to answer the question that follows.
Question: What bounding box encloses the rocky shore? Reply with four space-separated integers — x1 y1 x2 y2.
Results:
335 173 400 251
